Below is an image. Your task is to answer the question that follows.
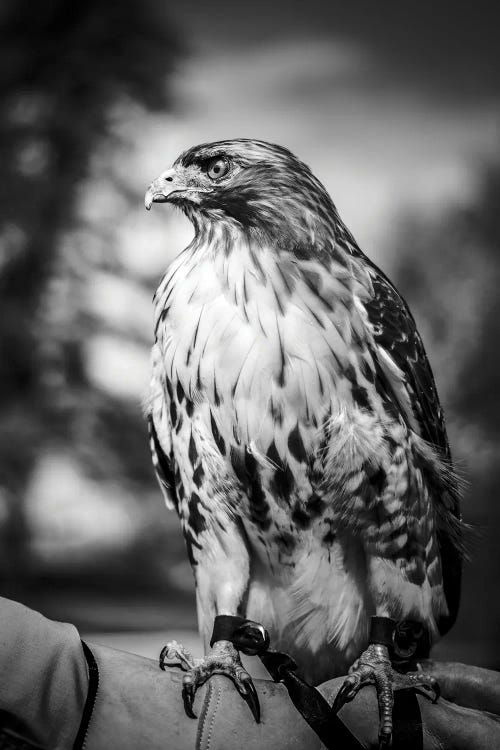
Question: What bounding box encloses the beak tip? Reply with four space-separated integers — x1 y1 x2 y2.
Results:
144 190 153 211
145 168 179 210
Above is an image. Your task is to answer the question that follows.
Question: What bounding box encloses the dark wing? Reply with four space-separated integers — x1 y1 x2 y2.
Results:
365 265 450 457
365 261 462 635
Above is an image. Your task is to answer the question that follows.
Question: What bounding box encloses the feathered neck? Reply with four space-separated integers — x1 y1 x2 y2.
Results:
183 197 343 261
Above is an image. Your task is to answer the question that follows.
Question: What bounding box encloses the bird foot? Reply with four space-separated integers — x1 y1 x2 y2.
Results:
160 639 260 722
333 643 439 748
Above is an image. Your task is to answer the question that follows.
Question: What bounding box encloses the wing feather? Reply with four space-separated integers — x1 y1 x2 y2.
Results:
148 414 178 512
364 261 462 634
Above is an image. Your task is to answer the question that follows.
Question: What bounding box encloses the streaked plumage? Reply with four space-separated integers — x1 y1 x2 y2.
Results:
146 139 462 685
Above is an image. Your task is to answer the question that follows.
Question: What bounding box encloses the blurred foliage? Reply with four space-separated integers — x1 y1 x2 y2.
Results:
0 0 180 591
392 159 500 653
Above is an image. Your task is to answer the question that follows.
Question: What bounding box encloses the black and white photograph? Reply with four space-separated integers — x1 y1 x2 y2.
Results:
0 2 499 748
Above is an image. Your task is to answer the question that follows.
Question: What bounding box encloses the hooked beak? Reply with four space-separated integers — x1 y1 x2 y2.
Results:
145 167 213 210
145 167 183 210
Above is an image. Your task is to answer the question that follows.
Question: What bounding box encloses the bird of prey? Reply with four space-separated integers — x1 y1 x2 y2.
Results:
145 139 463 745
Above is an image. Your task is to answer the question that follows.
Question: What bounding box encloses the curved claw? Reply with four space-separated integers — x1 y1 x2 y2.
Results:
159 645 169 671
240 674 260 723
159 640 195 672
332 677 357 714
182 679 197 719
379 730 392 749
432 680 440 704
402 670 441 704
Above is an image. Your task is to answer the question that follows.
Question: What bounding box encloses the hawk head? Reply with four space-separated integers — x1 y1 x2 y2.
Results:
145 139 338 246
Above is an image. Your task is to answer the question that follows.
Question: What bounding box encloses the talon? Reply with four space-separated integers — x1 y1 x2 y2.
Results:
348 659 360 674
379 729 392 749
182 679 197 719
402 670 441 704
241 674 260 723
431 679 440 704
160 640 195 671
332 678 355 713
159 645 169 671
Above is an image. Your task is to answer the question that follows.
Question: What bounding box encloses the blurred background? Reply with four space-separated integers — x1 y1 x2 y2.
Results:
0 0 499 669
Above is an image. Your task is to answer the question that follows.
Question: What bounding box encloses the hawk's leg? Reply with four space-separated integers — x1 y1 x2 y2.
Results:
159 522 260 721
332 620 439 748
160 638 259 721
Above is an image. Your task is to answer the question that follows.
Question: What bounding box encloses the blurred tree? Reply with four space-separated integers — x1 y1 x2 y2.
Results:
391 160 500 665
0 0 179 592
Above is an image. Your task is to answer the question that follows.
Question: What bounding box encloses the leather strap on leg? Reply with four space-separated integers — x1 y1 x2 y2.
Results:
210 615 270 655
369 616 396 648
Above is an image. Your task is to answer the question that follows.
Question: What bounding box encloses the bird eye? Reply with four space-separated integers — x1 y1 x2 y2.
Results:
206 156 230 180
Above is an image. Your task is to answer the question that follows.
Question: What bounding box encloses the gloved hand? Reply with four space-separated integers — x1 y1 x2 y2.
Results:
0 596 499 750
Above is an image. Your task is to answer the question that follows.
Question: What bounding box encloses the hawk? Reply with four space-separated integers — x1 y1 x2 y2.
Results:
145 139 463 744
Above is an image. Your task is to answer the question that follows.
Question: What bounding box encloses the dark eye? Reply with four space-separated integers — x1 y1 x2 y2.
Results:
207 156 230 180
